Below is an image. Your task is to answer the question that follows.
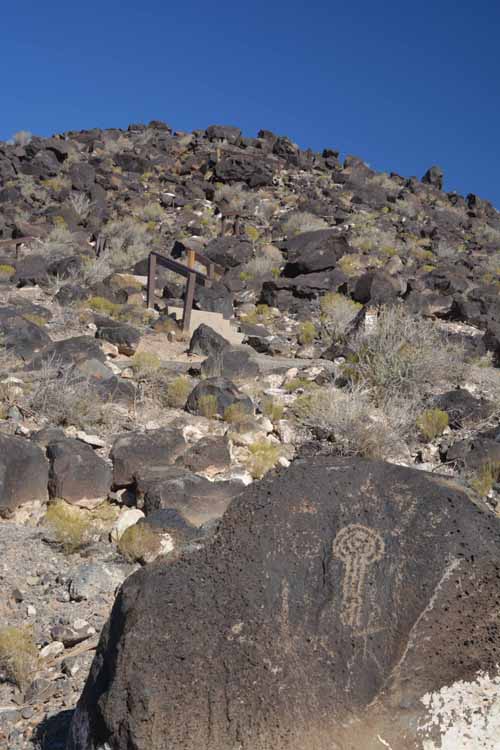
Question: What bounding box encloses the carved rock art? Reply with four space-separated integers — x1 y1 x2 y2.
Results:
332 523 385 630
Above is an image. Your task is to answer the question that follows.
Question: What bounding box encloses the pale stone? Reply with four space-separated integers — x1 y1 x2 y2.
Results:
110 508 145 543
40 641 64 659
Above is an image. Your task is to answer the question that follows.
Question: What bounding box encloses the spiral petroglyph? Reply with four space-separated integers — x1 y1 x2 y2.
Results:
332 524 385 629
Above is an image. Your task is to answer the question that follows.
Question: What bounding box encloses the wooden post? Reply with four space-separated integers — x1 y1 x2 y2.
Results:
233 215 240 236
220 216 226 237
186 249 196 270
147 253 157 308
182 271 196 332
207 262 215 281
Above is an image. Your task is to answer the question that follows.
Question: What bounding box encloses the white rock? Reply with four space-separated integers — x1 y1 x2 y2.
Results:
75 430 106 448
40 641 64 659
110 509 145 543
257 417 274 434
100 341 119 358
27 605 36 617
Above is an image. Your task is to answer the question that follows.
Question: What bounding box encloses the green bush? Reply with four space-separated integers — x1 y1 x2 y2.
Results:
0 625 38 689
471 462 500 497
246 440 281 479
198 394 218 419
118 523 161 563
44 500 93 553
261 398 284 422
297 321 317 345
165 376 192 408
416 409 449 440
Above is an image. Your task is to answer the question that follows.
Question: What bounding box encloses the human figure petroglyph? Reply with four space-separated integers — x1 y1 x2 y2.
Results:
332 524 385 630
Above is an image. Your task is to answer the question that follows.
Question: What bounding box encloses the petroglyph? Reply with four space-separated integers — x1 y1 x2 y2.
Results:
332 524 385 630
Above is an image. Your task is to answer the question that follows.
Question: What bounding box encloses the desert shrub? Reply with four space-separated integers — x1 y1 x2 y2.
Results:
239 245 283 279
0 625 38 689
293 386 408 460
214 184 256 215
346 306 466 400
320 293 361 338
281 211 328 236
297 321 317 345
241 303 273 326
29 361 110 430
416 409 449 440
101 217 152 269
0 264 15 280
245 225 260 243
44 500 93 553
141 203 168 223
337 254 367 277
36 225 76 261
10 130 33 146
246 439 281 479
471 461 500 497
261 398 284 422
164 376 191 408
198 394 218 419
223 402 250 424
118 523 160 563
130 352 161 376
284 377 318 393
87 296 123 318
69 193 93 220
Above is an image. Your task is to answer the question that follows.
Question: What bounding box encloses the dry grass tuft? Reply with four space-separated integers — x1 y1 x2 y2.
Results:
118 523 161 563
0 625 39 689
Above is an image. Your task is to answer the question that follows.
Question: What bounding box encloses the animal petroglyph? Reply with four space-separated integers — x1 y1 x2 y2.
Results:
332 524 385 630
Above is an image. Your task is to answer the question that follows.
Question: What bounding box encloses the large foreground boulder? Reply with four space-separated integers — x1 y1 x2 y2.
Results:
67 457 500 750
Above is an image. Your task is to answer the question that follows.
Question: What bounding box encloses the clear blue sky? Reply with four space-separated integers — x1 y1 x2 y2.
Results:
1 0 499 207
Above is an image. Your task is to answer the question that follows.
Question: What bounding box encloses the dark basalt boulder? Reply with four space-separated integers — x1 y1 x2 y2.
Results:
283 230 349 277
178 434 231 476
68 456 500 750
188 323 230 358
69 162 96 191
193 282 234 318
203 237 253 268
140 466 244 526
0 308 51 360
47 438 112 506
214 153 274 187
422 165 444 190
205 125 242 144
0 434 48 514
110 428 187 487
352 270 406 305
94 316 140 355
185 377 254 418
432 388 496 428
200 346 260 381
13 254 49 286
28 336 106 370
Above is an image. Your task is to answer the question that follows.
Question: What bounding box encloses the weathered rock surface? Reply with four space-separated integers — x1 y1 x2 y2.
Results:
0 434 48 513
67 456 500 750
188 323 230 358
47 438 112 507
110 428 187 486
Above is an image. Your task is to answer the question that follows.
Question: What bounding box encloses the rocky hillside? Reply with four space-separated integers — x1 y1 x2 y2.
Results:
0 122 499 749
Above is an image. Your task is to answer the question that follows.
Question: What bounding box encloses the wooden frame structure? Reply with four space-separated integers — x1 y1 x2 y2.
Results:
146 248 224 332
